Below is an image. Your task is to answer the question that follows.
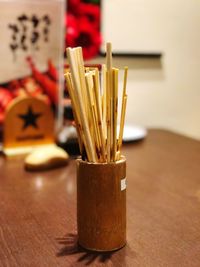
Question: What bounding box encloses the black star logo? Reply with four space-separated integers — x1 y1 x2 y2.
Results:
18 106 42 130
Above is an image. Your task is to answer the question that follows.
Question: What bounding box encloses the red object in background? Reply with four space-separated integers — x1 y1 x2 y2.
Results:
0 88 13 123
8 80 24 97
0 58 59 126
66 0 101 60
21 77 43 97
68 0 81 16
66 15 101 59
77 16 101 59
65 14 79 48
27 57 58 105
79 3 100 29
48 59 58 81
21 77 51 105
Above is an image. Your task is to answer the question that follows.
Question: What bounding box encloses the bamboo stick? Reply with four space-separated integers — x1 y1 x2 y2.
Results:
92 70 106 161
85 73 101 161
113 68 118 161
76 47 90 123
122 66 128 99
64 73 83 154
66 48 96 162
117 66 128 154
85 72 101 156
66 73 88 161
106 42 112 70
106 43 113 162
102 64 107 140
110 96 114 161
118 94 127 154
106 70 111 162
91 104 102 161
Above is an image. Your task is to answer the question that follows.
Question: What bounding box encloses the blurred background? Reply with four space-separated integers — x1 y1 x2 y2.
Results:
1 0 200 143
65 0 200 140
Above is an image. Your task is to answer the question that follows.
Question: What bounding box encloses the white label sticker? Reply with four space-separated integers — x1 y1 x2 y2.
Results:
121 178 126 191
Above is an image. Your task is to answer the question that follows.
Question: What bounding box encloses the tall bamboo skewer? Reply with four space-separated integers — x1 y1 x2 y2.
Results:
85 73 101 160
113 68 119 161
117 67 128 152
92 70 106 161
85 72 102 158
65 73 83 154
66 73 90 160
122 67 128 100
91 104 102 160
106 42 113 162
93 69 103 120
106 70 111 162
76 47 90 121
117 94 127 158
67 48 96 162
110 97 114 161
102 64 107 141
106 43 112 70
110 72 114 161
66 72 83 139
83 73 98 161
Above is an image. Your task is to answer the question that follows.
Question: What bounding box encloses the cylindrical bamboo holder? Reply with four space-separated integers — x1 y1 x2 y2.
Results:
76 156 126 251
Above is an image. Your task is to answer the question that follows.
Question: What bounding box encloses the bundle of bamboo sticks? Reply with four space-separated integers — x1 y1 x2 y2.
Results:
64 43 128 163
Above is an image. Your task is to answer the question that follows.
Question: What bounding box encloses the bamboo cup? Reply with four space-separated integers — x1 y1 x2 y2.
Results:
76 156 126 251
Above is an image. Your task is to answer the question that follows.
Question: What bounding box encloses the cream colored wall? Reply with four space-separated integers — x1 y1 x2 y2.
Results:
89 0 200 140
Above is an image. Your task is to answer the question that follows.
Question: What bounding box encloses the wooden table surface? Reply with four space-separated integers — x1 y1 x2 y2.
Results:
1 129 200 267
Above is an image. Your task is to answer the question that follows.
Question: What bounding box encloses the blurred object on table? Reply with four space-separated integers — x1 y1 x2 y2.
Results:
3 96 55 156
24 145 69 171
121 124 147 142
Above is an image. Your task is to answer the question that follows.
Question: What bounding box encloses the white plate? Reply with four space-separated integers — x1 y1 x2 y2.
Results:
118 124 147 142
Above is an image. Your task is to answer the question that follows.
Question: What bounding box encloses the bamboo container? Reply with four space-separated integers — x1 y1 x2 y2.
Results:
77 156 126 251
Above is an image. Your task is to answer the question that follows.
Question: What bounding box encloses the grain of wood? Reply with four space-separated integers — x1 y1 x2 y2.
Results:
1 130 200 266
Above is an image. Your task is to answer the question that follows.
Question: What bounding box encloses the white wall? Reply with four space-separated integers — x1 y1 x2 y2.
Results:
89 0 200 140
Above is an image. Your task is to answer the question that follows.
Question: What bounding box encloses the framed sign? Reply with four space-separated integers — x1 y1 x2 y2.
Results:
0 0 65 131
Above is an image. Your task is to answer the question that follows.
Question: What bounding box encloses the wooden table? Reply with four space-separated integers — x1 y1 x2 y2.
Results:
1 129 200 267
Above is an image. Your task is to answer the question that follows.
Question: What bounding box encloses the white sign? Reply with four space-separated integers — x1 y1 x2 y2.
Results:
121 178 126 191
0 0 65 83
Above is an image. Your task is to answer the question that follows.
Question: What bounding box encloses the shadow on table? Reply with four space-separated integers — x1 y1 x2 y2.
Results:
56 233 120 265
